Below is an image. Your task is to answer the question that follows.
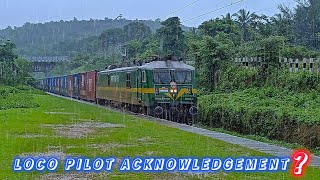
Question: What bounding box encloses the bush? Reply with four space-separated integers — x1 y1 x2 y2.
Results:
15 85 47 95
217 64 320 93
0 86 40 110
198 88 320 149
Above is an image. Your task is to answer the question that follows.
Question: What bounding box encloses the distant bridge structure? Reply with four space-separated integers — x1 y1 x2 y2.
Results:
23 56 69 76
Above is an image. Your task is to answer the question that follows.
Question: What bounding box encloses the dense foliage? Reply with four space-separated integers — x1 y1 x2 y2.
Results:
187 0 320 150
217 64 320 92
0 19 167 56
157 17 185 57
0 86 41 110
198 86 320 149
0 38 33 85
1 1 319 79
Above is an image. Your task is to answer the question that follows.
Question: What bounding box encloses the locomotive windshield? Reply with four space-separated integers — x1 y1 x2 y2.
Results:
154 70 171 84
174 70 192 83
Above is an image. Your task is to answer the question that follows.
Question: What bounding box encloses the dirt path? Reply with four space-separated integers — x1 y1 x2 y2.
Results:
47 93 320 167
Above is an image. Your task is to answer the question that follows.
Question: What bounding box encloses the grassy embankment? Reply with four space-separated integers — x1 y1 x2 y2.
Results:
198 65 320 154
1 86 319 179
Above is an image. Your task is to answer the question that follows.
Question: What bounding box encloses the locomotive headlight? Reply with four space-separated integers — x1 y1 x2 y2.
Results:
171 88 177 94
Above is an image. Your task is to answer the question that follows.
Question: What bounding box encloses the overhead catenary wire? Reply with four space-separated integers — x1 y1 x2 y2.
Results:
162 0 202 19
182 0 246 23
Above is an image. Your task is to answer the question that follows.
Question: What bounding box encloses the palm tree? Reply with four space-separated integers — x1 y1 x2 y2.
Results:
271 5 294 40
222 13 232 21
233 9 256 43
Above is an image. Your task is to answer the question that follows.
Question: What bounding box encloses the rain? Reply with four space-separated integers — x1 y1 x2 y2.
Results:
1 0 320 179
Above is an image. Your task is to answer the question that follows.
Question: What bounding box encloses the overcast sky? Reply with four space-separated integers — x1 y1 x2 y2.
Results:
0 0 297 29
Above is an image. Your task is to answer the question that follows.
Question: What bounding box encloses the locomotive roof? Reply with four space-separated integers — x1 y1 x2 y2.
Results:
140 60 195 70
99 60 194 73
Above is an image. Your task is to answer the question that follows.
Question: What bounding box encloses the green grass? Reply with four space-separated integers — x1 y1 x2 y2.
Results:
0 85 43 110
0 92 320 179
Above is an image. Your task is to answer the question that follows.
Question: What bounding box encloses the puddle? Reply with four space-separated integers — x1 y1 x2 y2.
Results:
40 173 107 180
45 112 78 115
87 143 133 152
20 151 68 161
41 122 125 138
16 134 48 138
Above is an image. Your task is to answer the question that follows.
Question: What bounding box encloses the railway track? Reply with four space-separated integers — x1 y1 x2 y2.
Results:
47 92 320 167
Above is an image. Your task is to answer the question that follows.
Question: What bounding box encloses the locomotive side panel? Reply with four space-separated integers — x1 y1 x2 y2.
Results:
140 69 155 107
96 69 140 105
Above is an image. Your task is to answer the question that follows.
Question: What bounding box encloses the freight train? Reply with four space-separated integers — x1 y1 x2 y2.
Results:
36 58 198 124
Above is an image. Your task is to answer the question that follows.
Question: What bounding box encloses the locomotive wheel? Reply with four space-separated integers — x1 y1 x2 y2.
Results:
131 105 139 113
169 107 179 122
142 106 147 115
147 107 154 116
181 109 188 124
164 109 169 120
169 108 172 121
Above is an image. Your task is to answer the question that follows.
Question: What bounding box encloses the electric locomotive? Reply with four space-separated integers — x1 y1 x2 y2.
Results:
96 58 198 123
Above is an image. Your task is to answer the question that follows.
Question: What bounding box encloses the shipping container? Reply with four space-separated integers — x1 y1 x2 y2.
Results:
49 77 55 93
67 75 73 97
72 74 80 99
60 76 68 96
85 71 97 101
46 78 50 92
79 72 87 100
54 77 60 94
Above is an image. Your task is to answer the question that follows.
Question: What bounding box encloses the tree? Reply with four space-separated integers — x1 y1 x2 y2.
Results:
0 39 17 84
126 40 141 58
269 5 295 43
0 38 32 85
157 17 185 57
14 57 32 84
138 37 161 59
198 16 240 45
123 22 152 41
99 28 125 48
186 32 236 89
294 0 320 49
233 9 257 42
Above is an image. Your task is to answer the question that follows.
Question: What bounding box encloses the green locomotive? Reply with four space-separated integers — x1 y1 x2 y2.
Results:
96 58 198 123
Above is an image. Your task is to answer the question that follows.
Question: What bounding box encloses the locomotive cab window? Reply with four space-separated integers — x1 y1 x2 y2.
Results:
174 70 192 84
126 72 131 88
154 70 171 84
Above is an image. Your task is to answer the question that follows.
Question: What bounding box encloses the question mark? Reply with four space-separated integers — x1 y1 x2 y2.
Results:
292 150 311 177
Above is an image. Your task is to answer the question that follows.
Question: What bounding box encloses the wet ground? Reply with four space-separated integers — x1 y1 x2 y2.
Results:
48 93 320 167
